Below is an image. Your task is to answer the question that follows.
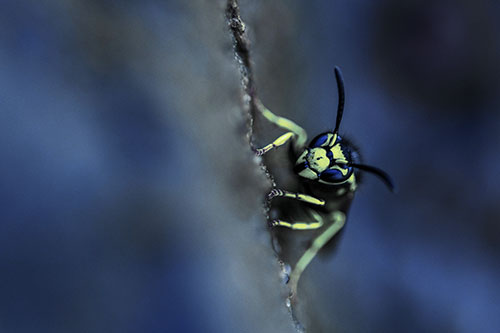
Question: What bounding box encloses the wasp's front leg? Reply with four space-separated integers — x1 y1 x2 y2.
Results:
255 99 307 150
255 132 294 156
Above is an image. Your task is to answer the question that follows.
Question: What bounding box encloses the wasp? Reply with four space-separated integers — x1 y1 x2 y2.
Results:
254 67 395 296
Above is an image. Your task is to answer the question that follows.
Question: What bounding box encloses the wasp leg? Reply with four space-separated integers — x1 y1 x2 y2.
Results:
288 210 346 298
255 98 307 151
267 189 325 206
271 209 324 230
255 132 294 156
272 219 323 230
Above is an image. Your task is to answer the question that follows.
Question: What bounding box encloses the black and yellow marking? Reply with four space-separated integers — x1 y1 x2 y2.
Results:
268 189 325 206
255 132 294 156
271 208 324 230
271 220 323 230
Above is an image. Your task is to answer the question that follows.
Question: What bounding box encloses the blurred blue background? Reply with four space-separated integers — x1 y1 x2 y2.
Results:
1 0 499 332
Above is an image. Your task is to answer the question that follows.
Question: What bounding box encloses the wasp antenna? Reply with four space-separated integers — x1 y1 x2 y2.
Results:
333 66 345 134
349 163 397 193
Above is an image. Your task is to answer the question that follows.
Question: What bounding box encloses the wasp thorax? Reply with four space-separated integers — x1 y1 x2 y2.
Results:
306 148 329 173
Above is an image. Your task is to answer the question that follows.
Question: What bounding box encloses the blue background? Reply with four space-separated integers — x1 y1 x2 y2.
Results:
1 0 499 332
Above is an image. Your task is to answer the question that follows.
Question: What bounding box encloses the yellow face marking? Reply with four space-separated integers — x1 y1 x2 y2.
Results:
298 168 318 180
295 137 355 184
330 143 347 162
306 148 329 173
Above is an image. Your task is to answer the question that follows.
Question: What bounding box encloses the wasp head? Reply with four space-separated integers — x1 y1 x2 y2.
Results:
292 67 395 192
294 132 356 186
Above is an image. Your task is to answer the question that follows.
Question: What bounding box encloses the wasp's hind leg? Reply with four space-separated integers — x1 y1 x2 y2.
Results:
267 189 325 206
286 210 346 298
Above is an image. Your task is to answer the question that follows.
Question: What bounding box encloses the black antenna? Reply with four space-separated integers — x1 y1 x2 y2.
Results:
349 163 397 193
333 66 345 134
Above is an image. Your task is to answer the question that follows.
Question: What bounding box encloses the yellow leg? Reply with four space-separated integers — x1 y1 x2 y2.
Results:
255 132 294 156
255 98 307 151
272 219 324 230
271 209 324 230
288 210 346 298
268 189 325 206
